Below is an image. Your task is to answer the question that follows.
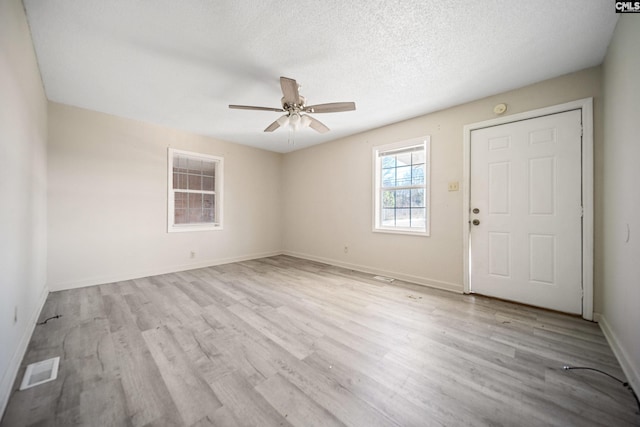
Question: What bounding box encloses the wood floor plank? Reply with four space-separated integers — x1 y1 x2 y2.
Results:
123 292 161 332
104 292 184 426
165 322 236 386
227 303 314 360
303 350 448 427
189 269 249 303
255 373 346 427
142 326 222 425
2 255 638 427
267 349 402 427
209 371 292 427
544 369 639 425
55 378 130 427
200 304 279 386
110 326 184 426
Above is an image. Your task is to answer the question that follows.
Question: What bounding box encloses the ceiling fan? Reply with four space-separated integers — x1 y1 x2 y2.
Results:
229 77 356 134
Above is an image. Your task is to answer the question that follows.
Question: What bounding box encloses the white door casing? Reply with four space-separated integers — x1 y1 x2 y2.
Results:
463 98 594 320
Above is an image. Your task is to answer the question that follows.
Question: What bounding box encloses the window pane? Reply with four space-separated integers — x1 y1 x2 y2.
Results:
173 192 217 225
382 168 395 187
396 152 411 166
396 189 411 207
175 173 188 190
396 208 410 227
187 158 202 174
411 188 424 207
381 156 396 168
382 190 395 208
188 173 202 190
174 208 187 224
203 209 214 222
203 193 214 209
382 208 395 226
412 164 425 185
175 192 187 209
174 155 188 172
410 208 426 228
202 176 214 192
396 166 411 186
188 208 203 223
202 161 215 177
412 151 425 165
188 193 202 209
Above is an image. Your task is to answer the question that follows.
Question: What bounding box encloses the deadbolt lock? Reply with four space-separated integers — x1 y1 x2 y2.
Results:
472 208 480 214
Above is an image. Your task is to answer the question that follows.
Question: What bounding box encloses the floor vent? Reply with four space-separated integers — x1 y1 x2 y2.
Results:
20 357 60 390
373 275 395 283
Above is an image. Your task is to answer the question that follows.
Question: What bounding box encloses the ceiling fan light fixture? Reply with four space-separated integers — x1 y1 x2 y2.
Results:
289 113 301 130
300 114 311 128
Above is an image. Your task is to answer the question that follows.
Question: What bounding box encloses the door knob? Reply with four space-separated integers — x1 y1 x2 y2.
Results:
472 219 480 226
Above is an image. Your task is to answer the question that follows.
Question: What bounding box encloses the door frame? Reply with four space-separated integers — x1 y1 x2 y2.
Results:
462 98 594 320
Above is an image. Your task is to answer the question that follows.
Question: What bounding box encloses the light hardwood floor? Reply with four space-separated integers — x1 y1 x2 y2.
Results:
2 256 638 426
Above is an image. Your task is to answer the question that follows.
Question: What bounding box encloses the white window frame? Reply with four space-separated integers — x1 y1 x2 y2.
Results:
167 148 224 233
373 136 430 236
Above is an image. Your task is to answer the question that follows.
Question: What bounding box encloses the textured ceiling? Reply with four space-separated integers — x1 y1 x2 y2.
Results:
23 0 617 153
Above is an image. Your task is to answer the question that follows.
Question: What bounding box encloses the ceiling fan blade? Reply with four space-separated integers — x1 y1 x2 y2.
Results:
229 104 284 112
280 77 300 105
306 115 330 134
304 102 356 113
264 114 290 132
264 119 281 132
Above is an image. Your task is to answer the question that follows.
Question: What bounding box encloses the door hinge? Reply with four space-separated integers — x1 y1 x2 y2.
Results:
581 206 584 218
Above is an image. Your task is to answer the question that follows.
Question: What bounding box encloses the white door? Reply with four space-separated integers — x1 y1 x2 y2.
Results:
469 109 583 314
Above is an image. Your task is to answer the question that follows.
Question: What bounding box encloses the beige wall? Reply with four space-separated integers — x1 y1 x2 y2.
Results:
0 0 49 414
282 67 603 296
601 15 640 391
47 103 283 290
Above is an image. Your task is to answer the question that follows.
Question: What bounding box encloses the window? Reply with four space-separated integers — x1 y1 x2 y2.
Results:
168 148 223 232
373 136 430 235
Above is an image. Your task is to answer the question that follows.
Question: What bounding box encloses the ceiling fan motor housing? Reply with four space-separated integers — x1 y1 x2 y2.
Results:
281 96 306 114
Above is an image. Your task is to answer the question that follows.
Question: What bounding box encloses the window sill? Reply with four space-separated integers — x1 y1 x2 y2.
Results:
168 224 223 233
373 227 429 237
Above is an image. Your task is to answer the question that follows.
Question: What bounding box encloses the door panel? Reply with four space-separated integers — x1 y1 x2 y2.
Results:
470 110 582 314
488 232 510 277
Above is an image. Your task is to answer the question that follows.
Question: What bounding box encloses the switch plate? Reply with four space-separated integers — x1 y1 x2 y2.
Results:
448 181 459 191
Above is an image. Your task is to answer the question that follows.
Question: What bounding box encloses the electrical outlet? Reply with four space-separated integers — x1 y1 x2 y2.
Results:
190 251 196 259
448 181 459 192
344 245 349 254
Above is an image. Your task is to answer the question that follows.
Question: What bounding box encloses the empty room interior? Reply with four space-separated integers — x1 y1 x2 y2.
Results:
2 0 639 425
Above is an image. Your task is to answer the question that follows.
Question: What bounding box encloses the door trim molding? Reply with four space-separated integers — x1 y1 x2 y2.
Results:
462 98 594 320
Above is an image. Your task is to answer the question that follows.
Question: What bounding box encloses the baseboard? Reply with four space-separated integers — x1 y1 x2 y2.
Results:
282 250 463 293
597 313 640 394
48 250 283 291
0 285 49 418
